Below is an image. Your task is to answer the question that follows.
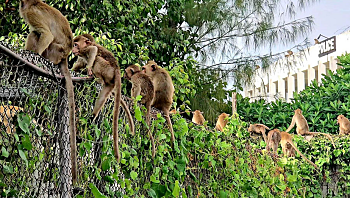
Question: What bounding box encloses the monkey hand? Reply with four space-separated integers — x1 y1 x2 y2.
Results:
87 67 93 76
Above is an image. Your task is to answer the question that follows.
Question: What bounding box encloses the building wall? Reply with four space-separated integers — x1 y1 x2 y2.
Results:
244 31 350 102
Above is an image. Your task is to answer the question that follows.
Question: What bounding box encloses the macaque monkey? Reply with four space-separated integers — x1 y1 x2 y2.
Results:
265 129 281 155
215 113 230 132
286 109 335 148
280 130 318 169
248 124 270 143
72 34 135 162
337 114 350 135
0 105 23 134
142 61 175 143
124 64 155 158
19 0 77 183
192 110 205 125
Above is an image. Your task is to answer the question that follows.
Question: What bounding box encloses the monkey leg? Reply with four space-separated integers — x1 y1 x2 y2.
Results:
262 131 268 143
120 99 135 135
34 29 54 55
59 59 77 184
163 109 175 143
25 31 40 52
92 84 114 122
44 43 65 65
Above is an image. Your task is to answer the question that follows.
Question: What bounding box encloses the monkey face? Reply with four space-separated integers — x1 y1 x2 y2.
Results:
337 115 344 124
295 109 302 114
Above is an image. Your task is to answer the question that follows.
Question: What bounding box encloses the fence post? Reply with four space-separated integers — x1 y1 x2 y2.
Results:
232 92 237 114
58 87 73 198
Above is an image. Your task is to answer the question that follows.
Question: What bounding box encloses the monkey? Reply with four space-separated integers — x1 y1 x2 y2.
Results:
215 113 230 132
279 130 318 169
0 105 24 134
72 34 135 162
265 129 281 155
141 61 175 143
192 110 205 125
19 0 77 183
286 109 336 148
124 64 156 158
337 114 350 135
248 123 270 143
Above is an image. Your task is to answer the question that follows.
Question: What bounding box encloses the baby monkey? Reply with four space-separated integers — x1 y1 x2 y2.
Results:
124 64 156 158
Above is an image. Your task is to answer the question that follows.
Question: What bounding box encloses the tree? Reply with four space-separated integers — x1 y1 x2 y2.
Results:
0 0 319 124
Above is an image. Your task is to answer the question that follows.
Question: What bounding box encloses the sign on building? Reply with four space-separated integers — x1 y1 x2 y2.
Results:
318 36 336 57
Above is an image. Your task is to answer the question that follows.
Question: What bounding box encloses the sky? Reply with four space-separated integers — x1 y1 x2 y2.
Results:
287 0 350 49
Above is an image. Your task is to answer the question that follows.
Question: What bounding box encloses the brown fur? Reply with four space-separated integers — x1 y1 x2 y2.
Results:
142 61 175 143
265 129 281 155
337 114 350 135
19 0 77 184
124 64 155 158
0 105 24 134
192 110 205 125
72 34 135 162
248 123 270 143
279 130 318 169
286 109 335 148
215 113 230 132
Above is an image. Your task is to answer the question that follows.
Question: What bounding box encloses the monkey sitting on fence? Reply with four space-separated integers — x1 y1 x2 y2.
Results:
124 64 156 158
72 34 135 162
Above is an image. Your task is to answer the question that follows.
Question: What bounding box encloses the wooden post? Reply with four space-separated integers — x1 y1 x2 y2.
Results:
232 92 237 114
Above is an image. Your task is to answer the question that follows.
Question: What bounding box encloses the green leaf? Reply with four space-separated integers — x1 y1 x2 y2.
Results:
135 106 143 121
22 134 33 150
148 189 157 198
101 158 111 171
1 147 9 158
130 171 138 180
18 149 28 167
172 180 180 197
176 159 186 172
89 183 108 198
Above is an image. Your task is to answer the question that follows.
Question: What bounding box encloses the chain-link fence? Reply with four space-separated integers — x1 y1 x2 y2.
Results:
0 41 200 197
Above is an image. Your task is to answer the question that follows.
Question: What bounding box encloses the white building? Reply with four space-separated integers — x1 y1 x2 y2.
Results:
244 31 350 103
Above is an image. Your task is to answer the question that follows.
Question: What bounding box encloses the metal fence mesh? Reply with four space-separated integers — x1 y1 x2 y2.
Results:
0 41 198 197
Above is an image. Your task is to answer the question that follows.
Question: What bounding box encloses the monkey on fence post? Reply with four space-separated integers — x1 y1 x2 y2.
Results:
19 0 77 183
72 34 135 162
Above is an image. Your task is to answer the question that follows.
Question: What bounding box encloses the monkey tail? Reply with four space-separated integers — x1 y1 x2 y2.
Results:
113 69 121 162
120 99 135 135
289 141 318 169
59 58 77 184
306 131 336 148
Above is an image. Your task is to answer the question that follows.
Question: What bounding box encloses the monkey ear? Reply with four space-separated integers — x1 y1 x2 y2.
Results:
151 64 156 71
130 68 135 75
